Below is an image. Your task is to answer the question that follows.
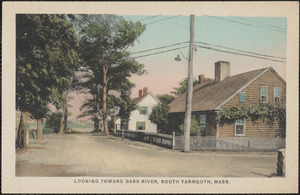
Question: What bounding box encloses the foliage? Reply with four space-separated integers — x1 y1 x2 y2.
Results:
157 94 175 105
179 118 205 135
171 77 212 97
16 14 80 146
69 14 146 134
149 104 170 133
45 112 63 133
16 14 80 114
217 102 286 132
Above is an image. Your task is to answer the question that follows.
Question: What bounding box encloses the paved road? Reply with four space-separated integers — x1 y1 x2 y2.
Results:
16 134 278 177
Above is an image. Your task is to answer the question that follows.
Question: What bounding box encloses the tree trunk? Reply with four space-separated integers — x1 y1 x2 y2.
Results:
64 97 68 131
36 118 43 140
58 94 68 134
113 116 117 134
16 111 29 148
103 65 110 136
95 101 102 132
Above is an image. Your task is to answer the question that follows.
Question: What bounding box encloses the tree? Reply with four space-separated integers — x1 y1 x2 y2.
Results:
148 94 175 133
171 77 212 97
157 94 175 105
149 104 170 133
74 14 146 135
45 112 63 133
16 14 80 147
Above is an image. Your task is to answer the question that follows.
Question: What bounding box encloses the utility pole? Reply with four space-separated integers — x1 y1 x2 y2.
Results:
183 15 195 152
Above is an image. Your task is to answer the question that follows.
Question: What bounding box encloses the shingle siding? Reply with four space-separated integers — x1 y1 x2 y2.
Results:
218 69 286 138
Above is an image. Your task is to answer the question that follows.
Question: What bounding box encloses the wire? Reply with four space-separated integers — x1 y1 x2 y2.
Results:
146 15 181 25
195 45 286 63
195 41 286 60
232 16 286 31
130 41 189 55
132 46 189 59
204 15 286 33
138 15 162 22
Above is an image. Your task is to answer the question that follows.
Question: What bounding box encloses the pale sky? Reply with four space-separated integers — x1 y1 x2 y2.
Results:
69 15 287 120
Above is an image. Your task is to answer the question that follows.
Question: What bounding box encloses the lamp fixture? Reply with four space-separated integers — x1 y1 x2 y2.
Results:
174 52 188 61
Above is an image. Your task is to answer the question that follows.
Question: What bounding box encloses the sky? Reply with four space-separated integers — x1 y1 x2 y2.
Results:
69 15 287 120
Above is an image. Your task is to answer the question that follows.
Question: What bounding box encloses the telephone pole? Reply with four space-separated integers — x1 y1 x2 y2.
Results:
183 15 195 152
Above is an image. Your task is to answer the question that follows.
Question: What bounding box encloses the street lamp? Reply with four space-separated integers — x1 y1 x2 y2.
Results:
174 52 188 61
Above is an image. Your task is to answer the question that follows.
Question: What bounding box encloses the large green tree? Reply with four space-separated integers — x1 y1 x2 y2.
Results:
72 14 146 135
16 14 79 147
149 94 175 134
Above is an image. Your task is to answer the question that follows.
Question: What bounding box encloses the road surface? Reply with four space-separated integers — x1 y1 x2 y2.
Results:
16 133 278 177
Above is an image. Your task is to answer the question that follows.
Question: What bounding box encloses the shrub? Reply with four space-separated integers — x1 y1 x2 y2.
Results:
45 112 62 133
179 118 205 135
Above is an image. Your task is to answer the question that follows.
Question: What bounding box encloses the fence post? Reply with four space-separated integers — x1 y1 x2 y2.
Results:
122 129 124 140
277 149 285 177
172 131 175 150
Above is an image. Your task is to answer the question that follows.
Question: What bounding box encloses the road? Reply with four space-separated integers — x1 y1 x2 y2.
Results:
16 133 279 177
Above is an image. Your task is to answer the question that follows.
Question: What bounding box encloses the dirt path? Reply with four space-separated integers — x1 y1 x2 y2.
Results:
16 134 278 177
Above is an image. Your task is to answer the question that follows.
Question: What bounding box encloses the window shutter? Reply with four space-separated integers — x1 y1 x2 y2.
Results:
136 122 139 130
143 122 146 130
145 107 148 115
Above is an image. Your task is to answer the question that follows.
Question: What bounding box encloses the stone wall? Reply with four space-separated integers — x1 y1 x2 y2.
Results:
174 136 285 152
216 137 285 152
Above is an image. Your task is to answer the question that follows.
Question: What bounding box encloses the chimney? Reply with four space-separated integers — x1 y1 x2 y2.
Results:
215 61 230 82
138 89 143 97
198 74 205 84
143 87 148 95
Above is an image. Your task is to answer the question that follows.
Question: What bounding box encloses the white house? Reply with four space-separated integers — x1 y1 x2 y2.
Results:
116 87 161 133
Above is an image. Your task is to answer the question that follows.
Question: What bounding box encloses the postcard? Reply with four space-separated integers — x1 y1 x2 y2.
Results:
2 1 299 194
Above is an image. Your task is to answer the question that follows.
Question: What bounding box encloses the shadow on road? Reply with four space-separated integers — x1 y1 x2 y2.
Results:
250 172 278 178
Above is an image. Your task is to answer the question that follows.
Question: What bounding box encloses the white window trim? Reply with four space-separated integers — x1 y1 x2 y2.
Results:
274 86 281 103
260 85 268 103
235 118 246 137
239 92 246 103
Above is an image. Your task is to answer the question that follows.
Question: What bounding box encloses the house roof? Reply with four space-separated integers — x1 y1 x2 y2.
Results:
135 92 161 105
169 67 281 113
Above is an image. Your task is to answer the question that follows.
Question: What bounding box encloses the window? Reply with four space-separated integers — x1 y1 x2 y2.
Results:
260 85 267 103
235 119 245 136
199 114 206 131
274 87 281 103
140 106 148 115
239 92 246 103
136 122 146 130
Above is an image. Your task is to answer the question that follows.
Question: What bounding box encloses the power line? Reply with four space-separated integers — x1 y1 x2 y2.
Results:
138 15 161 22
132 46 189 59
195 44 286 63
146 15 181 25
232 16 286 31
130 41 189 55
204 15 286 33
195 41 286 60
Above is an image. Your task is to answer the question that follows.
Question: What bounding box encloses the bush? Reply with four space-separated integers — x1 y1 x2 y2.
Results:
179 118 205 135
45 112 62 133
